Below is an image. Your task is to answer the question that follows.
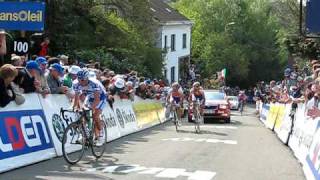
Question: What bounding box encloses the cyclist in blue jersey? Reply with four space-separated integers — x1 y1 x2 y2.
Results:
73 70 107 146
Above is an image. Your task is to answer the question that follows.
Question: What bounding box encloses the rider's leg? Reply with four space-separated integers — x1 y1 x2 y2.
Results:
92 109 102 138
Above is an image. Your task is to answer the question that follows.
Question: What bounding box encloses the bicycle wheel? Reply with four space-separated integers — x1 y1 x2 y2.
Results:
62 122 85 164
196 110 201 133
91 120 107 158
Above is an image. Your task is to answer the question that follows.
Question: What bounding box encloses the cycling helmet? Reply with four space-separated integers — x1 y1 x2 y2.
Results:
193 82 200 87
172 82 180 87
77 70 89 80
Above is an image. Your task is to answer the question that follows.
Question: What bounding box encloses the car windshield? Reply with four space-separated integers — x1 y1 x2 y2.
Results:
205 92 225 100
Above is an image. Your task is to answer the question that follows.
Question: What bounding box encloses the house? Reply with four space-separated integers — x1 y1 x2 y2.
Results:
150 0 193 84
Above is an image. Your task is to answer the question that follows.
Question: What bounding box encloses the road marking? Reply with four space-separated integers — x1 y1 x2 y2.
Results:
184 125 238 129
162 137 238 145
85 164 216 180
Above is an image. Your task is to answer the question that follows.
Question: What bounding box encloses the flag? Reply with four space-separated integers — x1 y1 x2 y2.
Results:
221 68 227 78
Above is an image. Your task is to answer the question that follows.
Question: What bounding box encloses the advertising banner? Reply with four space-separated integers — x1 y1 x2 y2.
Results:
304 120 320 180
0 2 45 31
113 99 138 136
133 99 163 129
0 94 56 173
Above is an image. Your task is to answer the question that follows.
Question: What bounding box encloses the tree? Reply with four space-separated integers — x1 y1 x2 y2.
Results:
174 0 288 87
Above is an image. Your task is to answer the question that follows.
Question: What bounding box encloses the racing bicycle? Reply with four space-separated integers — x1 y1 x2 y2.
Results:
61 108 107 164
239 100 245 116
169 102 181 132
193 99 202 133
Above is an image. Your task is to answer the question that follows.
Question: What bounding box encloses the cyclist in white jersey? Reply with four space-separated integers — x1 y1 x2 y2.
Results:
73 70 107 146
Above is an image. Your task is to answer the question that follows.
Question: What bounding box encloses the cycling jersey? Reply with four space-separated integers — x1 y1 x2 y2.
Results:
168 88 183 104
190 88 204 102
73 78 107 109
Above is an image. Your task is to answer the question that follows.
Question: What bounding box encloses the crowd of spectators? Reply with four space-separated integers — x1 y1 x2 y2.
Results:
0 53 169 108
253 60 320 119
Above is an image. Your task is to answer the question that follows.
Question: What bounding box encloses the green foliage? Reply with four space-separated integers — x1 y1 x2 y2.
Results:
174 0 290 87
44 0 163 77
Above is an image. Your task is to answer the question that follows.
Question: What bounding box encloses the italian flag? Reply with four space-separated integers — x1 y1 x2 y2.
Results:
221 68 227 78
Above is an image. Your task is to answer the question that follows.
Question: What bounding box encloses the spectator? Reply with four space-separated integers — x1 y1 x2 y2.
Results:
63 65 81 88
59 55 69 66
47 63 68 94
135 82 148 99
36 57 50 97
0 64 24 107
39 37 50 56
14 60 41 93
11 55 23 67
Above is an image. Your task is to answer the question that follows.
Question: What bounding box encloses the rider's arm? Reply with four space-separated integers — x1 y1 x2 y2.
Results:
73 93 80 110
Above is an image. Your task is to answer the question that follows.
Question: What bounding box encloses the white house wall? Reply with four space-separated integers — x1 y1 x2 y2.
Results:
161 24 191 83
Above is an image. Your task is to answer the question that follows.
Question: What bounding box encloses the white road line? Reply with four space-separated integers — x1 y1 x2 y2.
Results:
184 125 238 129
85 164 217 180
162 138 238 145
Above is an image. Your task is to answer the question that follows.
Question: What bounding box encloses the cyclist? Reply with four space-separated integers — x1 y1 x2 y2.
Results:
238 91 247 113
73 70 107 146
189 82 205 120
166 82 184 123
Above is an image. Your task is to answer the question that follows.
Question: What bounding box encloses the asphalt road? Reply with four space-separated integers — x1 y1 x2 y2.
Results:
0 106 305 180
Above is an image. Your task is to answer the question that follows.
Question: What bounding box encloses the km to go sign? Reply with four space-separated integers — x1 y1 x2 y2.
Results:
13 39 29 55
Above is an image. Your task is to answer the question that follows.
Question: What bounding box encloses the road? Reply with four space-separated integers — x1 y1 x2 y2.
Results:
0 106 305 180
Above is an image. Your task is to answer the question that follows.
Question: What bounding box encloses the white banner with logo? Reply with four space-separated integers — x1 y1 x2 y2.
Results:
39 95 79 156
102 104 122 141
113 99 138 136
303 120 320 180
288 104 319 163
0 94 56 173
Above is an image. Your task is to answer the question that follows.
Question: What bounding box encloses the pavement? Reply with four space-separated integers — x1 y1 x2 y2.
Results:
0 106 306 180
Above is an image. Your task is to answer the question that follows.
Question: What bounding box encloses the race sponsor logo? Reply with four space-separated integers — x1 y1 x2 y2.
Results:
0 110 53 159
85 164 216 180
115 108 136 129
52 113 65 142
104 113 117 128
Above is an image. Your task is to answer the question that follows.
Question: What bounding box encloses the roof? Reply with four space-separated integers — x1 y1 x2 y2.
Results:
149 0 191 24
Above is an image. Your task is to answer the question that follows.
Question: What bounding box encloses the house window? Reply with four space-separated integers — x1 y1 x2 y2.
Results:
182 33 187 49
164 35 167 49
171 34 176 52
171 66 175 83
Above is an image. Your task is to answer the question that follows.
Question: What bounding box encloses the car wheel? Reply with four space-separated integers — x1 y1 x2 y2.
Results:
225 117 231 124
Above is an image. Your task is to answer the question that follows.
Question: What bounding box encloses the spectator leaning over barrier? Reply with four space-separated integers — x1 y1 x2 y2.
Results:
0 64 25 107
47 63 68 94
63 65 81 88
14 60 41 93
36 57 50 97
135 82 148 99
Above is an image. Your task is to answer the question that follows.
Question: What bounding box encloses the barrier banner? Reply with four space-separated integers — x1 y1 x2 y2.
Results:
266 104 280 130
113 99 138 136
260 104 270 125
0 94 56 173
39 95 79 156
133 98 163 129
275 104 293 144
289 104 319 163
274 104 287 134
102 104 121 142
304 120 320 180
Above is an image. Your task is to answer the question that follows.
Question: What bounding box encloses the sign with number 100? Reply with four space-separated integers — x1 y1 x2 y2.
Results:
14 41 28 54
